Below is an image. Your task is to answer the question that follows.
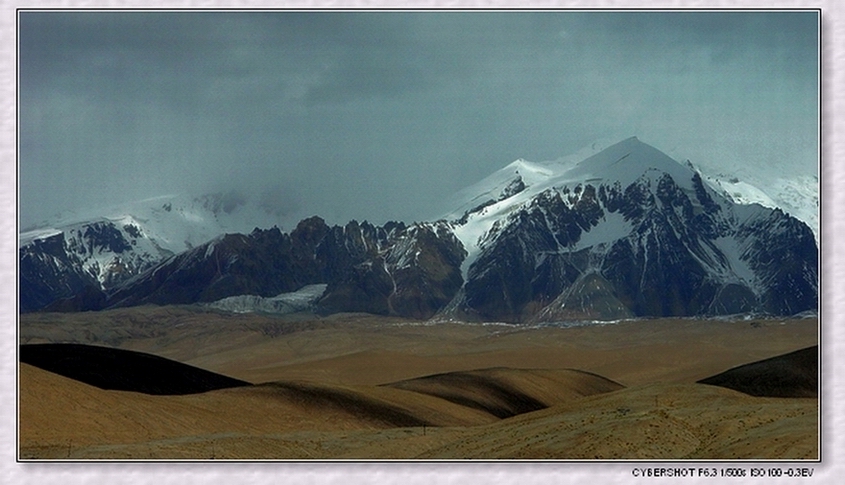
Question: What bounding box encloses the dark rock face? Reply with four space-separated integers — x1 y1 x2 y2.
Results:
462 189 602 321
458 170 818 322
309 220 466 319
533 272 634 322
99 219 465 320
318 259 395 315
734 209 818 316
106 227 299 308
79 221 133 254
19 232 99 312
382 223 466 319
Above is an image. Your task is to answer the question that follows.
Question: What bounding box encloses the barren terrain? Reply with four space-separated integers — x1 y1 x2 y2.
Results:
19 307 818 460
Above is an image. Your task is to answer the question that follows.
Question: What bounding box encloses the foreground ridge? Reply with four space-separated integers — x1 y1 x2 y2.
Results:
18 314 818 460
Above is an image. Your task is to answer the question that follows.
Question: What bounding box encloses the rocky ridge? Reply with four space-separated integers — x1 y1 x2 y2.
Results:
20 138 818 322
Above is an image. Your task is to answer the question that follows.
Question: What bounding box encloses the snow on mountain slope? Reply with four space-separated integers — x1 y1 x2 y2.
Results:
444 138 616 223
445 136 819 279
19 192 286 293
21 192 283 249
445 137 698 277
704 174 819 243
439 137 817 321
203 284 328 314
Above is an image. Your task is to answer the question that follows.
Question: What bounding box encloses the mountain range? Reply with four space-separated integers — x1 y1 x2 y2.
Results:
19 137 819 322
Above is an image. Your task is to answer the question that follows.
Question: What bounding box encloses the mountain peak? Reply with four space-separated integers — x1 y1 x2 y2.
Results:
567 136 695 189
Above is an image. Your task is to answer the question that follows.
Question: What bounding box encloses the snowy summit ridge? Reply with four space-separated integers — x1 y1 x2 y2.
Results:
445 136 817 271
441 136 817 321
445 137 700 275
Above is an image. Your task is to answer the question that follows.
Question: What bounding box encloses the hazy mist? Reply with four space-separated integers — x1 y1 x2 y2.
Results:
19 11 819 230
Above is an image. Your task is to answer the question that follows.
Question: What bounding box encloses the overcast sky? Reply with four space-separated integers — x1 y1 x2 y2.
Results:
18 10 819 230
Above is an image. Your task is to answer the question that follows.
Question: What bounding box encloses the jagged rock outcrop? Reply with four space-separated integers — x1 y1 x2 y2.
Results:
94 218 466 320
319 222 465 319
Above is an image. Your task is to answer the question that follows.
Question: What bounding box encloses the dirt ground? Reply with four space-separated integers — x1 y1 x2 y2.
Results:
18 307 819 460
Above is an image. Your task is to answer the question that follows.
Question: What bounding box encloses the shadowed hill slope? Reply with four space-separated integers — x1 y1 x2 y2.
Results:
254 381 435 428
382 367 625 418
20 343 251 395
697 346 818 397
19 362 628 459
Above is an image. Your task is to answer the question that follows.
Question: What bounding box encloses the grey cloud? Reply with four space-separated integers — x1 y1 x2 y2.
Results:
19 11 819 230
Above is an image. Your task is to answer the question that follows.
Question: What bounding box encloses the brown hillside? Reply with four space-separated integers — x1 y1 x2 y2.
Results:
19 311 818 460
384 367 624 418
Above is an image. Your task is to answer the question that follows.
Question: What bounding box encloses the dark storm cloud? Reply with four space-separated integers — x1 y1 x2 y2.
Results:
586 11 818 83
20 12 465 108
18 10 819 230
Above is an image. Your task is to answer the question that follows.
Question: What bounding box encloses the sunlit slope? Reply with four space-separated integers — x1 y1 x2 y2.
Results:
19 312 818 460
414 383 817 460
22 363 814 460
20 362 626 459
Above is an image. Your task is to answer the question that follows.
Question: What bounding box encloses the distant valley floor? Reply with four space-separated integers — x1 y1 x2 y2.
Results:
19 307 819 460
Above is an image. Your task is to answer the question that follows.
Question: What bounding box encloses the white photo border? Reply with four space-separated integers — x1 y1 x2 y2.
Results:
3 2 840 484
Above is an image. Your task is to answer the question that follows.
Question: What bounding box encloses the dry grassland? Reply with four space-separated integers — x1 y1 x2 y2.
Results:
19 307 818 460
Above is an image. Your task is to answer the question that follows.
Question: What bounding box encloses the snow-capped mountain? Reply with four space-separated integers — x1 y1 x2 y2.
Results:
444 137 818 267
20 137 818 322
19 192 285 312
441 137 817 322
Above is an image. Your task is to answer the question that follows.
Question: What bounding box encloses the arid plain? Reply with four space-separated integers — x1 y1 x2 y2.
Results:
19 306 818 460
